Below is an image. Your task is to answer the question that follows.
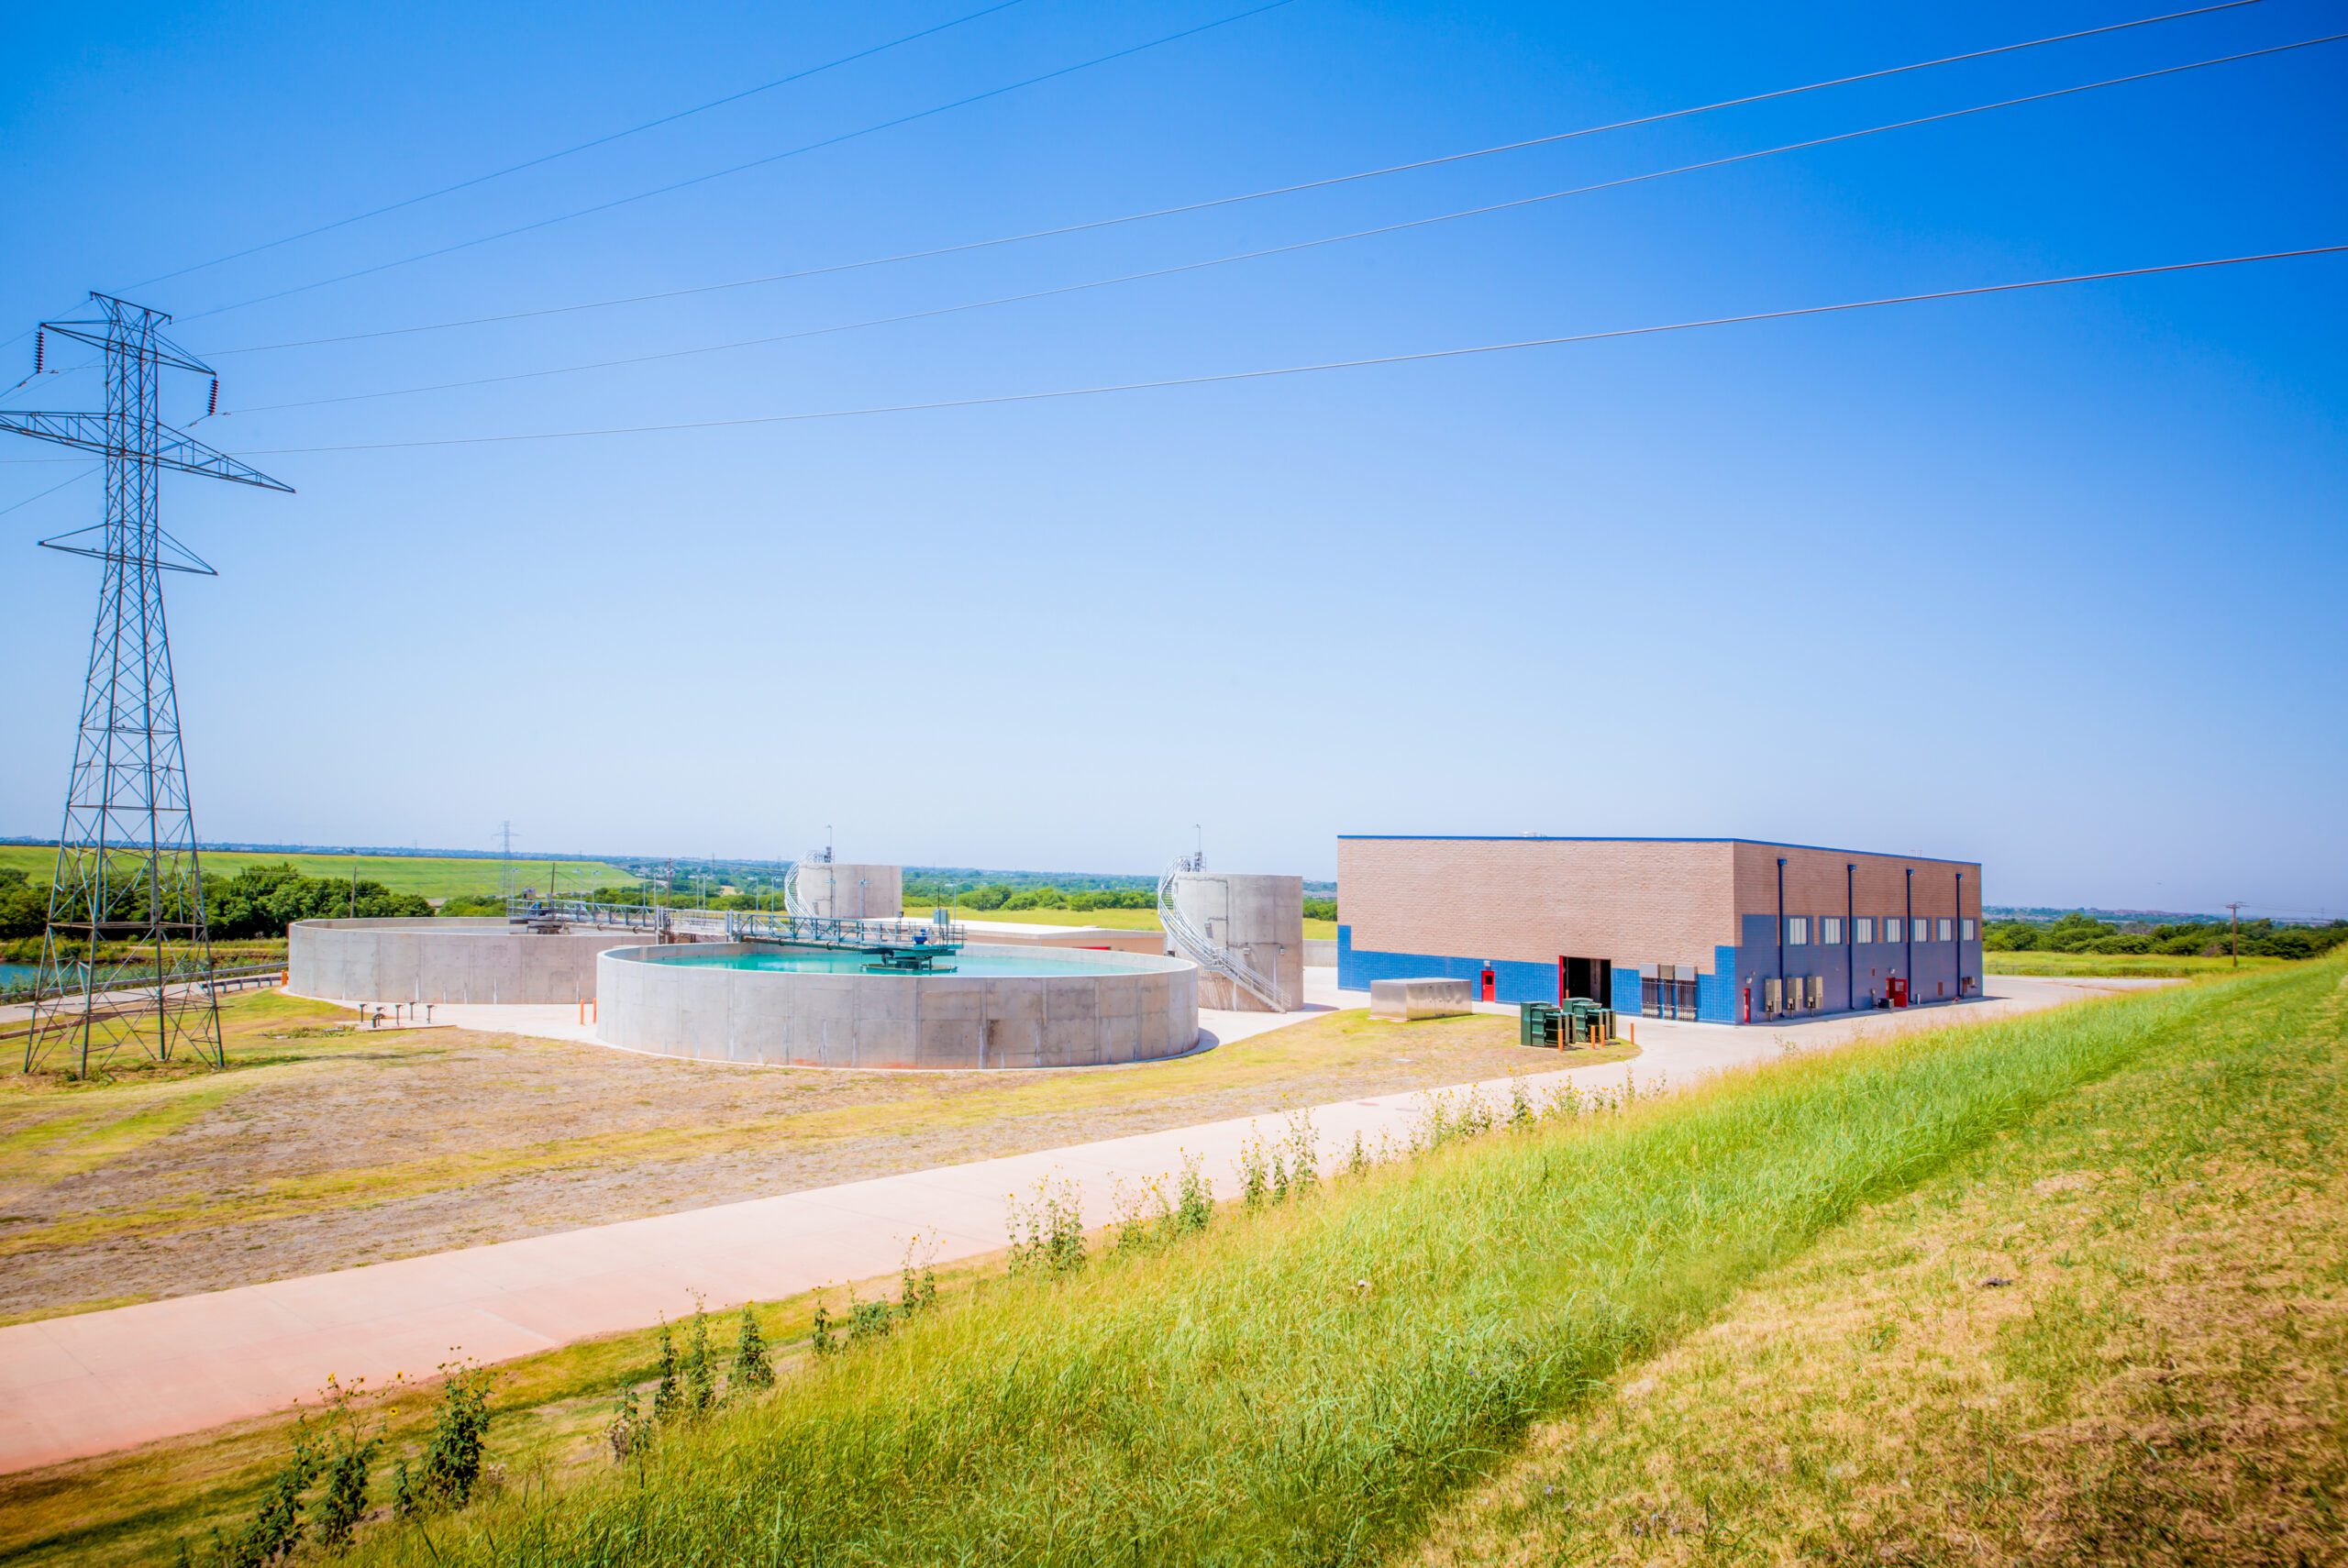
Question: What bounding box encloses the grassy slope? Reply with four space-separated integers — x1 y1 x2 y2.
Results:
921 903 1342 941
1411 966 2347 1563
1985 948 2283 978
0 846 635 900
295 963 2335 1563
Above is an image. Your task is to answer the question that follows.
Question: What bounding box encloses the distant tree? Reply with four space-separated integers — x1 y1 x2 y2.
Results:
0 870 46 940
1983 922 2039 952
438 894 506 917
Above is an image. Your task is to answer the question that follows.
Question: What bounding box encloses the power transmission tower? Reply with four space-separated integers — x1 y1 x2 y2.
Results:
2 294 293 1074
497 821 516 905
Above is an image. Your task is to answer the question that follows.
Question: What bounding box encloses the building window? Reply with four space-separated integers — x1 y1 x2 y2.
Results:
1937 918 1954 942
1785 915 1809 945
1855 916 1875 944
1960 917 1977 941
1822 916 1843 944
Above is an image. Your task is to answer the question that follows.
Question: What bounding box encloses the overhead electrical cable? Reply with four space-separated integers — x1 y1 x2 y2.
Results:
217 33 2346 418
196 0 2272 359
220 246 2346 455
120 0 1036 293
0 466 99 518
172 0 1303 326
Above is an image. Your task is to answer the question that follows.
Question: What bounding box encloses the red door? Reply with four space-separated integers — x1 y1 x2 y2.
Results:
1480 968 1496 1002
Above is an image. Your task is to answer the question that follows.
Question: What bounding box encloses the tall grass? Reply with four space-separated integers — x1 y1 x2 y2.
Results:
344 962 2323 1567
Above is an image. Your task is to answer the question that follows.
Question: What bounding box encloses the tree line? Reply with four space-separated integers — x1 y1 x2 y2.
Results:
1985 911 2348 960
0 861 430 943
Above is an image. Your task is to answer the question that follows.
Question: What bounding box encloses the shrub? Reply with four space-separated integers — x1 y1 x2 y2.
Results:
1005 1176 1086 1276
648 1320 682 1424
899 1238 938 1318
314 1377 382 1552
848 1294 894 1345
393 1363 493 1518
226 1422 320 1566
1174 1153 1213 1233
604 1383 652 1463
732 1306 774 1392
683 1301 716 1416
809 1299 839 1358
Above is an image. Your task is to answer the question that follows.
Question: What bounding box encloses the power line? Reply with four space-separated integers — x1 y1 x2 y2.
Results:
195 0 2272 359
217 32 2344 419
173 0 1303 326
0 465 98 518
120 2 1035 294
221 245 2347 456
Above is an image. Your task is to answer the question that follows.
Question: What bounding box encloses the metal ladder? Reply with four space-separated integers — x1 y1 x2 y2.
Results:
1157 856 1285 1010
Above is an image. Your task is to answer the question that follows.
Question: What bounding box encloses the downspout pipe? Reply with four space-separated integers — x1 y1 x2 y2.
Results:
1904 867 1915 998
1777 856 1787 1011
1845 862 1856 1013
1955 870 1966 996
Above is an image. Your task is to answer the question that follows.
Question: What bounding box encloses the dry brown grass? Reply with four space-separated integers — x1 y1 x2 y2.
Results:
0 992 1628 1320
1402 973 2348 1567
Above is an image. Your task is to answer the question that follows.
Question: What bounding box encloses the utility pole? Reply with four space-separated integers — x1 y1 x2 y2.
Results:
3 295 292 1074
2227 901 2243 967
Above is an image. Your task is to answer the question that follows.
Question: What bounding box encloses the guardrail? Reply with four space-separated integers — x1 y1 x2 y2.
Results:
0 962 286 1044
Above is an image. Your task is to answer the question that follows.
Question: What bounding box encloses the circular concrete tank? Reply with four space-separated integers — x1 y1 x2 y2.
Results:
792 862 902 921
288 917 642 1004
1165 872 1304 1011
598 943 1198 1068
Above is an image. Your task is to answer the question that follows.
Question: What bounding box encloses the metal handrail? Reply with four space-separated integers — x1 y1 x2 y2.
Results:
1157 859 1284 1010
502 896 963 950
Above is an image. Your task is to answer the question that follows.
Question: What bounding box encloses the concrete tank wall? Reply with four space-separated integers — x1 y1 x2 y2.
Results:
289 918 640 1004
1167 872 1304 1011
794 863 903 920
599 943 1198 1069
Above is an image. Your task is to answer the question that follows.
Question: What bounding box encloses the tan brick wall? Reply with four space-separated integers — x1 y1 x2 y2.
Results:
1733 843 1982 933
1337 838 1738 969
1340 838 1984 968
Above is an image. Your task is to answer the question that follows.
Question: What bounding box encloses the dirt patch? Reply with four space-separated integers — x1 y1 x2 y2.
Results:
0 999 1628 1317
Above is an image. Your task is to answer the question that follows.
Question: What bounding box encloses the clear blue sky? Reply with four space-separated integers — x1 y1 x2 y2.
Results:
2 1 2342 912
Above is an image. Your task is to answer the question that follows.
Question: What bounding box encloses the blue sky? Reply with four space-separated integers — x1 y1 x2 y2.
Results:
2 0 2342 911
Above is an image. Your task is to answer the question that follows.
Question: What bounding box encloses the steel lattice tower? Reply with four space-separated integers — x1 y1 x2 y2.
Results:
1 294 292 1074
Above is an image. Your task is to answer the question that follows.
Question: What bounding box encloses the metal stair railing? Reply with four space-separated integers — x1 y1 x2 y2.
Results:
502 895 962 950
1157 858 1285 1010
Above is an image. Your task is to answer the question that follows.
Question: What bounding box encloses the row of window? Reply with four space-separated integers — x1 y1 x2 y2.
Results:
1785 915 1975 945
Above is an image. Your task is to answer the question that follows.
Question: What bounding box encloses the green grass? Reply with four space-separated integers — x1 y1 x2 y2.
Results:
295 959 2331 1563
919 903 1342 941
0 846 636 900
1985 948 2284 977
1413 944 2348 1564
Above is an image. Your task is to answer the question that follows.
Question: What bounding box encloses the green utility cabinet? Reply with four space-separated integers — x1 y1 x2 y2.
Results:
1519 999 1615 1048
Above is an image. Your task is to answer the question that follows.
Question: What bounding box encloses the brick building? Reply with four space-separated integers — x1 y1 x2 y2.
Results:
1336 835 1983 1024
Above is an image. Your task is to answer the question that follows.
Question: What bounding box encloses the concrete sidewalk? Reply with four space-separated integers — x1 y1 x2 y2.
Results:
0 973 2135 1474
